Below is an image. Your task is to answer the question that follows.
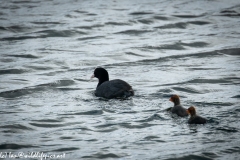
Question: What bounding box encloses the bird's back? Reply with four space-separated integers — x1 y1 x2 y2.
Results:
95 79 134 99
188 115 207 124
171 105 189 117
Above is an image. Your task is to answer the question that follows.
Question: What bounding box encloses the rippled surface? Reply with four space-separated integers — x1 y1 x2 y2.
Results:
1 0 240 159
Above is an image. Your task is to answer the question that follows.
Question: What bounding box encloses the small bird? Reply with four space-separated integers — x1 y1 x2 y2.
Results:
91 67 134 99
187 106 207 124
169 94 189 117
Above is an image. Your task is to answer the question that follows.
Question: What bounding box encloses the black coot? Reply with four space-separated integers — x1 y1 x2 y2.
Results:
91 67 134 99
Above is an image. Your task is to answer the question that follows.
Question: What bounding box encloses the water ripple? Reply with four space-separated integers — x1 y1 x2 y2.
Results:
0 69 26 75
163 154 213 160
61 110 103 116
136 113 167 122
172 87 204 94
1 124 34 133
129 11 154 15
1 30 86 41
77 36 105 41
216 126 238 133
82 153 120 159
0 80 75 98
142 43 185 50
115 29 152 35
0 143 37 150
7 54 38 59
52 147 79 152
155 22 188 29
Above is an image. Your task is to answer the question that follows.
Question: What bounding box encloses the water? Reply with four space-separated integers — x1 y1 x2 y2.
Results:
0 0 240 159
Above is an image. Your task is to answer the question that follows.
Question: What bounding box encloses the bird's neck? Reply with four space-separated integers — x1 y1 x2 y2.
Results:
174 102 180 106
97 77 109 87
190 114 197 117
173 98 180 106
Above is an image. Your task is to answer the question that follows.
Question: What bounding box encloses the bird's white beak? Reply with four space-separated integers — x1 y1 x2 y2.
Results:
91 74 95 79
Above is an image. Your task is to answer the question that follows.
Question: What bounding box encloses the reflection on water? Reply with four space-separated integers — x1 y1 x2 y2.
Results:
0 0 240 159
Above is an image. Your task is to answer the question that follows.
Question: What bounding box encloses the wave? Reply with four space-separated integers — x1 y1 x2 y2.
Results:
155 20 211 30
218 9 240 17
31 21 64 25
119 122 156 129
173 14 206 18
60 110 103 116
29 123 67 128
0 69 26 75
75 24 104 30
11 1 40 4
74 10 88 14
7 54 38 59
153 16 170 20
125 52 146 57
1 124 34 133
52 147 79 152
163 154 214 160
129 11 153 15
96 121 157 130
77 36 104 41
180 42 209 47
32 119 63 123
29 120 79 128
0 143 36 150
155 22 188 29
82 153 120 159
141 41 208 51
115 29 152 35
36 29 86 37
0 80 75 98
216 126 238 133
220 48 240 56
136 113 167 122
141 47 238 63
232 95 240 98
138 19 154 24
188 21 211 25
1 29 86 41
172 87 205 94
0 25 31 32
105 22 130 26
1 36 36 41
161 78 232 86
37 80 75 87
142 43 186 50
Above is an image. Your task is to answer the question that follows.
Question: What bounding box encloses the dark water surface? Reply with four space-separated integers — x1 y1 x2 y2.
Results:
0 0 240 159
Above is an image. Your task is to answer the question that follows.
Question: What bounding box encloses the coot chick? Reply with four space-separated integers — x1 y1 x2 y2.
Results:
91 67 134 99
169 94 189 117
187 106 207 124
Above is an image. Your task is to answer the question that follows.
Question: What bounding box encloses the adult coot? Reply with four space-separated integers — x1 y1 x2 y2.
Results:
187 106 207 124
91 67 134 99
169 94 189 117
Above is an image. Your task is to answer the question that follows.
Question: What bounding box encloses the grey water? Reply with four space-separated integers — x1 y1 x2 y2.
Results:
0 0 240 159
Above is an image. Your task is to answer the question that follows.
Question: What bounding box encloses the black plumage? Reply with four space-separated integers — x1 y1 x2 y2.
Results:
92 67 134 99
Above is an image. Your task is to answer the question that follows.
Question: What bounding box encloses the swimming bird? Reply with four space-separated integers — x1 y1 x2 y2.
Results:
169 94 189 117
91 67 134 99
187 106 207 124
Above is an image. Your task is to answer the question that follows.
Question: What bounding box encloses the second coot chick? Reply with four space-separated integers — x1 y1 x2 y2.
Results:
187 106 207 124
169 94 189 117
91 67 134 99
